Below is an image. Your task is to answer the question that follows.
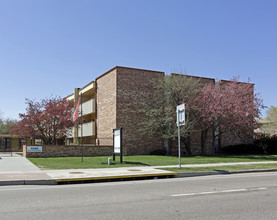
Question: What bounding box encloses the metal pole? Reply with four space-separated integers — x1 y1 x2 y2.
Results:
113 129 115 161
177 111 181 168
120 128 123 163
81 92 83 162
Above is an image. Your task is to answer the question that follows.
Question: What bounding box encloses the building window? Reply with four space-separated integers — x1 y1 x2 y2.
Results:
19 139 26 149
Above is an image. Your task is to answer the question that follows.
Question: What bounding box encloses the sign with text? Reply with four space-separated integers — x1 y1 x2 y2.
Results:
114 129 121 153
113 128 123 163
176 103 185 126
27 146 42 152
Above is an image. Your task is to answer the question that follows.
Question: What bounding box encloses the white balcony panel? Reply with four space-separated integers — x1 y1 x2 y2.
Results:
66 94 74 101
66 127 74 138
79 82 95 94
78 99 95 116
78 121 95 137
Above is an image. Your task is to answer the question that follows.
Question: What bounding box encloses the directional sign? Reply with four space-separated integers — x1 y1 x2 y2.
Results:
176 103 185 169
176 103 185 126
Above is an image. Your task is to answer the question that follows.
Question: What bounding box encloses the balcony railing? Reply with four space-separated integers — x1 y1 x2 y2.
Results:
67 121 95 138
78 99 95 116
66 127 74 138
78 121 95 137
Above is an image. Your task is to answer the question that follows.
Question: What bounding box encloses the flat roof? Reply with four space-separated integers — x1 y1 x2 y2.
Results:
95 66 164 81
65 81 95 99
219 79 254 85
171 73 215 81
0 134 19 138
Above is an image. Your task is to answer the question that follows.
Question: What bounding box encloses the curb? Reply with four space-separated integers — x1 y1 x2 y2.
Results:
55 172 178 184
0 179 56 186
176 169 277 178
1 169 277 186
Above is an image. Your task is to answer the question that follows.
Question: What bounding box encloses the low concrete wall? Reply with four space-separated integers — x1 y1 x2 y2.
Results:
23 145 113 158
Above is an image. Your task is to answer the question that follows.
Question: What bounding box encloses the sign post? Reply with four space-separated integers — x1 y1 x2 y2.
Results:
176 104 185 168
80 92 84 163
113 128 123 163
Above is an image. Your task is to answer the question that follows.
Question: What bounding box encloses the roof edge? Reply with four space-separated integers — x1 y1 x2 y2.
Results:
96 66 164 81
171 73 215 81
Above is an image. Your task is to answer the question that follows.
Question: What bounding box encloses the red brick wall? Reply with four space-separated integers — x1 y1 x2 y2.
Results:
94 67 253 156
96 68 117 146
116 67 164 155
221 132 253 147
23 145 113 158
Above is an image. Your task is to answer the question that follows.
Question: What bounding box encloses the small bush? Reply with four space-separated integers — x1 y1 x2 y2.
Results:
255 134 277 154
150 149 167 156
221 144 264 155
266 136 277 154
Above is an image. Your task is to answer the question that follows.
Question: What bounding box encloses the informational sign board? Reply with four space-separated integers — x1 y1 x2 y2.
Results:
27 146 42 152
176 103 185 126
113 128 123 163
114 129 121 153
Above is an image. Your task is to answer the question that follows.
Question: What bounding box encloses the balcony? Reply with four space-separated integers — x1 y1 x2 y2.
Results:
78 121 95 137
66 127 74 138
67 121 95 138
78 99 95 116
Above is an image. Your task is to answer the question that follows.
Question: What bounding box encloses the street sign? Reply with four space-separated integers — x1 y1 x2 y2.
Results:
176 103 185 126
176 103 185 169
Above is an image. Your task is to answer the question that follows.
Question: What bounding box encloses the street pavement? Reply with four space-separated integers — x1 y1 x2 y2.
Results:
1 153 277 185
1 172 277 219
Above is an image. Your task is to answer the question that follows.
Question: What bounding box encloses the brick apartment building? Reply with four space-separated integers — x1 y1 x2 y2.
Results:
65 66 253 156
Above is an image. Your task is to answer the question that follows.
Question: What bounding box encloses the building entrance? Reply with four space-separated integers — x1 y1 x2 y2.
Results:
0 137 12 156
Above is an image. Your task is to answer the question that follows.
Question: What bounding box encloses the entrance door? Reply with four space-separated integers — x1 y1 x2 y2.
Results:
0 137 12 156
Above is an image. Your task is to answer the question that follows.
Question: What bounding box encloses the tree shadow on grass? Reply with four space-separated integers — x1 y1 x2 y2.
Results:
218 154 277 161
214 169 230 174
100 161 151 166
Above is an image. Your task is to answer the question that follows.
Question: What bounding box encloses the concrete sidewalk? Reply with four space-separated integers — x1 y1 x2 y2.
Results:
43 161 277 184
1 154 277 186
0 154 53 185
45 167 178 183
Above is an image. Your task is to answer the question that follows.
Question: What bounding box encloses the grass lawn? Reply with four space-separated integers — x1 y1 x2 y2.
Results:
28 155 277 170
161 163 277 173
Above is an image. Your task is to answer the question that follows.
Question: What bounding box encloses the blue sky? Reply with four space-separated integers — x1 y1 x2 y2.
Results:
0 0 276 119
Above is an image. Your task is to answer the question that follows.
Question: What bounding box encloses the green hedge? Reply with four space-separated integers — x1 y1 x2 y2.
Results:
221 144 264 154
255 134 277 154
221 135 277 155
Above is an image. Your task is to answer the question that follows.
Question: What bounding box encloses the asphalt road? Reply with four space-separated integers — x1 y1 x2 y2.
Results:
1 172 277 220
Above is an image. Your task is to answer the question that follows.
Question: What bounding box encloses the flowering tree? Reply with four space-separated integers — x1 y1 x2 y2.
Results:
190 78 264 154
11 97 74 145
188 82 219 155
140 74 200 155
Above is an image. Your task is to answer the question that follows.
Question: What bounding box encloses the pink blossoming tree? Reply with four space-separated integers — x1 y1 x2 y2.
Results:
11 97 74 145
189 77 264 154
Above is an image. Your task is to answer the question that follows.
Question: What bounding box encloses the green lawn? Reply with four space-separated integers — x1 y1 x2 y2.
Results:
162 163 277 173
28 155 277 170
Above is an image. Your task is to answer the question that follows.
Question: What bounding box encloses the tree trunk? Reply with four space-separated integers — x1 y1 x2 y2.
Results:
218 132 222 154
181 136 192 156
201 130 208 155
212 128 219 154
164 139 171 155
